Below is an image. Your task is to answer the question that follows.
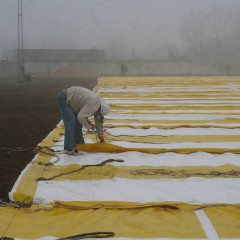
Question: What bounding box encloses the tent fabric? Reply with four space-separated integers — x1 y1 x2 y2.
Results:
2 76 240 239
1 205 240 239
34 178 240 204
39 164 240 180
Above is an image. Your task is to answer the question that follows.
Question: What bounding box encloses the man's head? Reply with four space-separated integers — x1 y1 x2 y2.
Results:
100 98 109 116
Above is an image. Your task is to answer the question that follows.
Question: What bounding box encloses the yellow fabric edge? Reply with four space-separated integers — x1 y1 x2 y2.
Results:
104 133 240 143
110 104 240 110
104 118 240 124
110 111 240 115
12 127 63 204
105 124 240 129
101 95 240 100
99 93 240 99
205 205 240 238
53 200 240 211
97 76 240 87
76 142 240 154
41 164 240 181
2 203 240 238
0 207 19 236
2 203 206 239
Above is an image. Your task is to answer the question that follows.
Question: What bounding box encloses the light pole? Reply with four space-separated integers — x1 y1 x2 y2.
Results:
17 0 24 82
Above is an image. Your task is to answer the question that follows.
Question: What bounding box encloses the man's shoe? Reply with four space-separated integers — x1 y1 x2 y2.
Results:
66 148 79 156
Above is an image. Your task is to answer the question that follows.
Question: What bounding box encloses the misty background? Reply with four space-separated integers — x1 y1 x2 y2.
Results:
0 0 240 74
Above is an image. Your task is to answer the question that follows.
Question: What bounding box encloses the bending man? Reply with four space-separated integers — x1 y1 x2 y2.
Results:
57 86 109 155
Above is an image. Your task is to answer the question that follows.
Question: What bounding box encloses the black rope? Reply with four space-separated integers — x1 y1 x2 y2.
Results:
37 159 124 181
0 199 30 208
56 231 115 240
34 146 61 165
0 146 62 166
0 147 34 155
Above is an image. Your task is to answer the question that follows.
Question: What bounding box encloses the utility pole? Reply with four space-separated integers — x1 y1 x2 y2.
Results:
17 0 24 82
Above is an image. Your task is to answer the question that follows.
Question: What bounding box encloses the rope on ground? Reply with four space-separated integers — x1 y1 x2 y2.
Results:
0 199 30 208
36 158 124 181
56 231 115 240
34 146 61 165
0 147 34 155
0 146 63 165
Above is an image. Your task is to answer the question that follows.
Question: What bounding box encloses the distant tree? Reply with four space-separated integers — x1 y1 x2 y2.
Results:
180 4 240 72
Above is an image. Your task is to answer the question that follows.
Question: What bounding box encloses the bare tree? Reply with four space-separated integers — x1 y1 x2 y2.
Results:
180 4 240 74
180 9 208 57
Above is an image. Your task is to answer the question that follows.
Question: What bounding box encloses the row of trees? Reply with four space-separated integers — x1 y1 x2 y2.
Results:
105 4 240 74
179 5 240 73
1 4 239 74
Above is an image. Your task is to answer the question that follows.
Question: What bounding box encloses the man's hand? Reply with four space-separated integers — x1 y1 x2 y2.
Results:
90 123 95 130
98 135 105 142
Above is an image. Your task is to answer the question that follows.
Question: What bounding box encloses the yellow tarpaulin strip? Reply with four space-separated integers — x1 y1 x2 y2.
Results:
205 205 240 238
104 133 240 143
12 127 63 203
99 93 240 99
98 76 240 87
0 207 19 236
104 117 240 125
53 201 239 211
1 204 206 239
110 104 240 111
3 202 239 239
105 124 240 129
77 142 240 154
40 164 240 181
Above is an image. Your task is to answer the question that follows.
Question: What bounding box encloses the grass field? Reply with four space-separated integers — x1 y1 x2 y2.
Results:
0 76 97 199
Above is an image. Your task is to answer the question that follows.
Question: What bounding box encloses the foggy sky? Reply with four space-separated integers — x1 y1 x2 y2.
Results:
0 0 239 58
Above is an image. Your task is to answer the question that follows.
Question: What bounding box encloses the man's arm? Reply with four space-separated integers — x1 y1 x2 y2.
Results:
94 110 104 142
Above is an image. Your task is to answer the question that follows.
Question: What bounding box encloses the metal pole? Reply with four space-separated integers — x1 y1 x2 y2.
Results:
20 0 24 73
17 0 24 82
17 0 20 82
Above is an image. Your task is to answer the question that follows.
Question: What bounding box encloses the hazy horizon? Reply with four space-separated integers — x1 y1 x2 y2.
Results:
0 0 240 59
